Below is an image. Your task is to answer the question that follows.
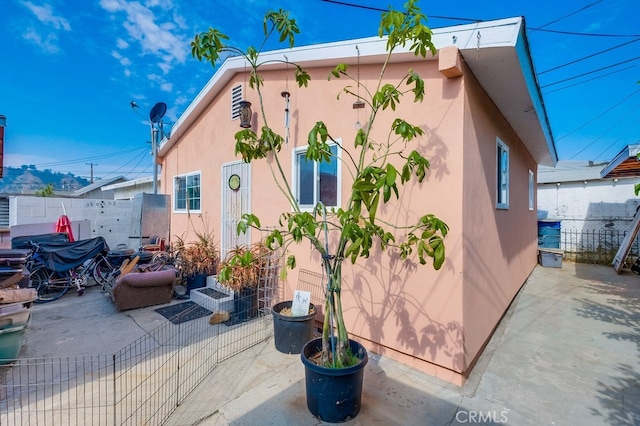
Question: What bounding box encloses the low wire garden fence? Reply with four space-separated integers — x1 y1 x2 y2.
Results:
0 255 279 425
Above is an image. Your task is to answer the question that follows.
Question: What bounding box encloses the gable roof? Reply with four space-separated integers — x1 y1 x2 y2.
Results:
160 17 556 166
600 144 640 178
71 176 128 197
538 160 608 184
100 175 157 191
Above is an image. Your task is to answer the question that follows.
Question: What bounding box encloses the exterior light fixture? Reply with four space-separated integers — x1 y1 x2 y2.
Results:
239 100 252 128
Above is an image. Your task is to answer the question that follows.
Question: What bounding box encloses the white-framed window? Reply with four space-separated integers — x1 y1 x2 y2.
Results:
528 169 534 211
174 171 201 213
496 138 509 209
293 142 341 209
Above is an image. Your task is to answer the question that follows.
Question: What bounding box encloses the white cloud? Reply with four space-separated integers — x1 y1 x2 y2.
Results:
111 50 132 67
21 1 72 31
100 0 190 73
116 38 129 49
160 82 173 92
23 28 61 54
19 1 71 53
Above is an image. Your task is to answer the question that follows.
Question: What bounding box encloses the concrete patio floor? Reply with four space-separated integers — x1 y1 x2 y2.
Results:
18 261 640 425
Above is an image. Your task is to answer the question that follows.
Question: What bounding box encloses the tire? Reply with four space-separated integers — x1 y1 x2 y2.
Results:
30 268 69 303
151 251 172 265
92 257 114 287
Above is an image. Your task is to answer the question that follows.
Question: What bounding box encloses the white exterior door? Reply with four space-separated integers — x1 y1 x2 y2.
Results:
221 161 251 259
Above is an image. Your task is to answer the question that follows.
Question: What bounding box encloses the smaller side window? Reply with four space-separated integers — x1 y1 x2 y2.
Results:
174 172 201 213
496 138 509 209
528 169 534 211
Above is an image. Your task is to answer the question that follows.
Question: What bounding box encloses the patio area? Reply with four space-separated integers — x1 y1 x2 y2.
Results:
4 262 640 425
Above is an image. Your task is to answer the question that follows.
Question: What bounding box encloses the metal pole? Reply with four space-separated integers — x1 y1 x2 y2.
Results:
151 125 158 194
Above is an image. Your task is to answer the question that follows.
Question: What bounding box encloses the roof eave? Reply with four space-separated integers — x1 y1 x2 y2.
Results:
160 17 556 167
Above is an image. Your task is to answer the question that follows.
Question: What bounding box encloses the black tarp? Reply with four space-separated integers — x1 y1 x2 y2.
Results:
11 233 70 250
33 237 109 272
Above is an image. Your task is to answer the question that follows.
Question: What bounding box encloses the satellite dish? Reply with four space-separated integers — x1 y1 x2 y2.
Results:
149 102 167 123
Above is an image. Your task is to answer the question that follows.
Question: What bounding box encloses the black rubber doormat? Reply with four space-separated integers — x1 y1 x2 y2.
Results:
154 301 212 325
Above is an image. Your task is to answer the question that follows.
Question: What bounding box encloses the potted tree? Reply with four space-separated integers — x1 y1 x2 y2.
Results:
192 1 448 421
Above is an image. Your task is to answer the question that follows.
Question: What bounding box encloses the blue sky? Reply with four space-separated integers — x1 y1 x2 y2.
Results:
1 0 639 181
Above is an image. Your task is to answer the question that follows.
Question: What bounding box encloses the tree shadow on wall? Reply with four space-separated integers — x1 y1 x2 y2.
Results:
348 251 465 373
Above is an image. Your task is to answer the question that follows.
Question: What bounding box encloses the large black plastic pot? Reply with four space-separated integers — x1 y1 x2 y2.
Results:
234 286 258 320
272 301 316 354
300 337 368 423
185 273 207 295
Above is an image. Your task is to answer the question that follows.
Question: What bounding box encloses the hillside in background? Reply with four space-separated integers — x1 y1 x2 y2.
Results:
0 166 90 194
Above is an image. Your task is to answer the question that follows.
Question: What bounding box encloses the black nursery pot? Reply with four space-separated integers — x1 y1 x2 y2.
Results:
186 273 207 295
271 301 316 355
234 286 258 320
300 337 368 423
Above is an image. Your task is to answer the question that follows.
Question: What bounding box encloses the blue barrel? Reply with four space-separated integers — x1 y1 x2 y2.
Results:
538 220 561 249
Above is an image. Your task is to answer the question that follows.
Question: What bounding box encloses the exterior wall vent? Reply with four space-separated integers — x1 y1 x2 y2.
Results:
0 197 9 227
231 85 243 121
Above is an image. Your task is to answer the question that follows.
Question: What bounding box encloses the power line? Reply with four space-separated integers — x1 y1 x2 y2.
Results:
27 147 146 168
594 112 640 161
100 148 151 181
319 0 481 22
540 56 640 88
529 0 602 33
539 37 640 75
557 87 640 142
528 28 640 38
542 64 638 95
569 98 640 160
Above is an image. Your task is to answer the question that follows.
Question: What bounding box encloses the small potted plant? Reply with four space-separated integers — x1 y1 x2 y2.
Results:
271 299 316 355
218 241 273 321
176 231 220 295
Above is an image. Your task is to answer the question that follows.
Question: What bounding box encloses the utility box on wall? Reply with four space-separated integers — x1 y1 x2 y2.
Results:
129 193 170 249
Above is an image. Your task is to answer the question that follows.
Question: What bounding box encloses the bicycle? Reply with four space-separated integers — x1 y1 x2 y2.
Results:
28 237 110 303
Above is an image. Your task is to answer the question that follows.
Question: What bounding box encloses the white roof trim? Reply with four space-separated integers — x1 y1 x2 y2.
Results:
159 17 555 166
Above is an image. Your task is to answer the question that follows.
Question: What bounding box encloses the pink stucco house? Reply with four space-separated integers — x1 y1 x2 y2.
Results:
158 17 557 385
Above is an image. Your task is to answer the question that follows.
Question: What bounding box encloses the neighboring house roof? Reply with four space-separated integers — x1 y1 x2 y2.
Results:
101 176 157 191
71 176 128 197
159 16 557 167
538 160 608 184
600 144 640 178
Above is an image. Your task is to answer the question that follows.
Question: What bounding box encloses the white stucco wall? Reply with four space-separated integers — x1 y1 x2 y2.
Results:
537 177 640 231
8 196 134 249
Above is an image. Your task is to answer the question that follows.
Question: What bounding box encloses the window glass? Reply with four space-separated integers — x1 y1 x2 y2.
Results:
528 170 534 211
297 151 315 205
319 145 338 206
174 172 201 212
294 144 339 208
496 139 509 209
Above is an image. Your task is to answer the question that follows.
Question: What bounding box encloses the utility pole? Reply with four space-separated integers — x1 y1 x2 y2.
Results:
86 162 97 183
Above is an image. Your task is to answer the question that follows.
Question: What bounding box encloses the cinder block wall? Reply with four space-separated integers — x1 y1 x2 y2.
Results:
7 196 134 249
